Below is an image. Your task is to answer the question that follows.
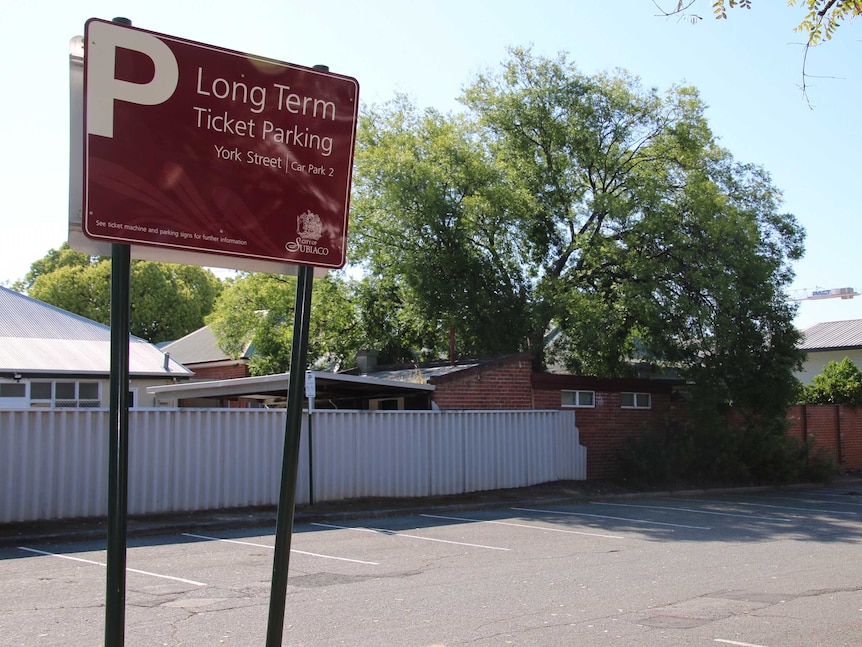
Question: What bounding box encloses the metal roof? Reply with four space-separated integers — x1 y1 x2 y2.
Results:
0 287 191 377
368 363 480 383
800 319 862 351
161 325 251 365
148 370 433 401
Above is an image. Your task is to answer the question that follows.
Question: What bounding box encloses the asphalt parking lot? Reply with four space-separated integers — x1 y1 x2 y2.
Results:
2 483 861 647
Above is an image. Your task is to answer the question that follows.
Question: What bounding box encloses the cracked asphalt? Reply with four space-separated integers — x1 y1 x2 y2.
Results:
2 479 861 646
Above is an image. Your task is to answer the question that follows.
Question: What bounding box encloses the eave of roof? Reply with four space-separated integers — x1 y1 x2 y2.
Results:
147 370 434 400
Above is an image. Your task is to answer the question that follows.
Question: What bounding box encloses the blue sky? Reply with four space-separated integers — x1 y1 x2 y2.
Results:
2 1 859 328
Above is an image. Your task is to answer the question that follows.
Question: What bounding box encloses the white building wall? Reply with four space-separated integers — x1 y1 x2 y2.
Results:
797 348 862 384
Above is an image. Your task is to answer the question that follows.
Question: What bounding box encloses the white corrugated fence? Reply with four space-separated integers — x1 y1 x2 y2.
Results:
0 408 585 523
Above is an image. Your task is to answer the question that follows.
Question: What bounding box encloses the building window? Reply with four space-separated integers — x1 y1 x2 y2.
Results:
561 390 595 408
0 383 26 398
29 381 53 408
30 382 52 400
620 392 651 409
30 381 102 408
0 382 28 409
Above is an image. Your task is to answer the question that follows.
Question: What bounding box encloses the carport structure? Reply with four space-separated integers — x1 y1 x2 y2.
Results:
148 370 435 410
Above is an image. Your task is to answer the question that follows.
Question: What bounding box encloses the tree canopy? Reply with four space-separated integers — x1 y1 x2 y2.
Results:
799 357 862 405
19 243 222 344
351 47 806 415
351 96 531 360
205 272 361 375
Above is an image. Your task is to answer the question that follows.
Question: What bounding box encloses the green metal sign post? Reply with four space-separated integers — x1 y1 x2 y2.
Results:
265 264 315 647
105 242 131 647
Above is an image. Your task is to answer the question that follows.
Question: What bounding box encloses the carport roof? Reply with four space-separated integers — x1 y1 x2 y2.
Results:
147 370 434 401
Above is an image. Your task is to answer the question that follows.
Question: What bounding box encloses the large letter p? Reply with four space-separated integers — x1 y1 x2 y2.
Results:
86 20 179 138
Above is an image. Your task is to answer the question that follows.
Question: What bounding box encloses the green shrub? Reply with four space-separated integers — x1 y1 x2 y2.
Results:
800 358 862 406
616 418 837 489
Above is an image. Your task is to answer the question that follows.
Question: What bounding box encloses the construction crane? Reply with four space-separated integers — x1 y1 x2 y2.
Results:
790 287 860 302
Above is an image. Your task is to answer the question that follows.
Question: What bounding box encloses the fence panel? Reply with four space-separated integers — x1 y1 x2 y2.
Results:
1 408 585 523
0 410 107 522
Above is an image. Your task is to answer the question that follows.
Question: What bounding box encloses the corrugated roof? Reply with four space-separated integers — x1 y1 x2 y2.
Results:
0 286 109 340
160 325 241 364
800 319 862 351
0 287 191 376
369 363 480 384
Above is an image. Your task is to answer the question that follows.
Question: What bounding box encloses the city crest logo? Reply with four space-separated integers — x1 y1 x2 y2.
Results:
286 210 329 256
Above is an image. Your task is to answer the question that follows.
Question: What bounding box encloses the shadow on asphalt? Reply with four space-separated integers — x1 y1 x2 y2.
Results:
3 476 861 555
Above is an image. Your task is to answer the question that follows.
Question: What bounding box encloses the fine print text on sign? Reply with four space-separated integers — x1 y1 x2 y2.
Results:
83 18 359 269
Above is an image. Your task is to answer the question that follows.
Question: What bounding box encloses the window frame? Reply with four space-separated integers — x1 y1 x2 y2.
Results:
620 392 651 409
561 389 596 408
0 383 27 398
29 380 103 409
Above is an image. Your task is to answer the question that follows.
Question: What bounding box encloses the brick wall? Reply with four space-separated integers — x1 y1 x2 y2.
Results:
186 362 250 381
788 404 862 470
532 373 683 480
432 362 684 479
430 354 533 410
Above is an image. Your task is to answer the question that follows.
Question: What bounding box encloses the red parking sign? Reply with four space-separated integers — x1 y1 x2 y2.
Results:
82 19 359 269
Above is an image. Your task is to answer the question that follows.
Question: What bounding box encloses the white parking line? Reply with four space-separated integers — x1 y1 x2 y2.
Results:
17 546 206 586
421 513 627 539
670 497 858 516
715 639 771 647
312 522 511 551
513 506 711 530
599 502 789 522
181 532 380 565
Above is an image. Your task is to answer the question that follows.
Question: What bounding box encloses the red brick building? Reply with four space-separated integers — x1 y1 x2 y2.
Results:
423 354 683 478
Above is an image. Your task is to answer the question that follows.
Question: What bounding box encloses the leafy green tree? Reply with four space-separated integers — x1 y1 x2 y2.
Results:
473 48 804 413
21 246 222 344
352 97 531 360
800 358 862 406
12 242 97 292
206 272 361 375
26 261 113 329
352 273 445 364
126 262 222 343
353 47 805 418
